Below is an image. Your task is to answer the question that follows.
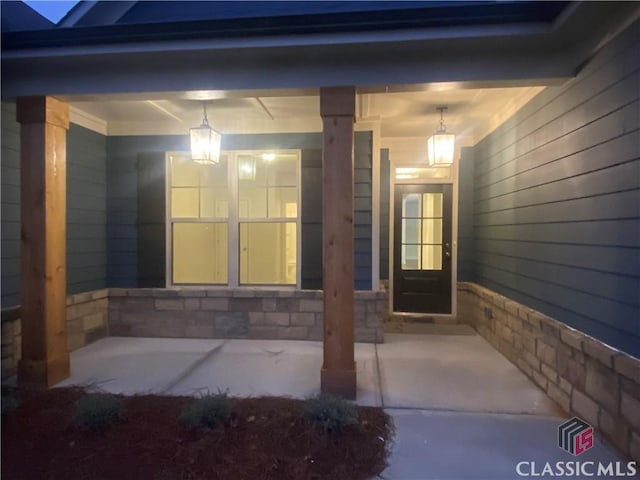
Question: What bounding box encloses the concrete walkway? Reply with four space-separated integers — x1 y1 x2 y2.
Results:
54 330 631 479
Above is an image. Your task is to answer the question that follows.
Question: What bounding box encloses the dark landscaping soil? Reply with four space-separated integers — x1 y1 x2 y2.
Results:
1 387 394 480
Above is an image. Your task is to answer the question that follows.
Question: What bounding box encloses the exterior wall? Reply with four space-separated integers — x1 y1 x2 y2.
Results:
469 20 640 357
459 282 640 462
1 102 20 308
379 148 390 280
456 147 475 282
108 288 385 343
107 132 374 290
1 289 109 378
354 131 373 289
1 101 108 308
67 124 108 294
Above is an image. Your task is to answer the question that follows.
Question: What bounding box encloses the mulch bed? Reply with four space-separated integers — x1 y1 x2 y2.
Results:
2 386 394 480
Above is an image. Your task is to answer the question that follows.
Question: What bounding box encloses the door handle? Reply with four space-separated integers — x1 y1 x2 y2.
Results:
444 243 451 258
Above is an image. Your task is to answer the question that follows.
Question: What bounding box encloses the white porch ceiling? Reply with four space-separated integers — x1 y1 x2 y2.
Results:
68 83 544 162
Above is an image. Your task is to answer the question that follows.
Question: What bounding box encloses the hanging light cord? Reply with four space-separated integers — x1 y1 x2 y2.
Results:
438 106 447 133
201 103 210 127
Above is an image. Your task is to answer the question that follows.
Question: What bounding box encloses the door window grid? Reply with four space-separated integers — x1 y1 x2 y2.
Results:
401 193 444 270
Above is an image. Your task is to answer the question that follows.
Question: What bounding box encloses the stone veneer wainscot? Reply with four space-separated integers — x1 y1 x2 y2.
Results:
1 289 110 378
109 288 385 343
458 282 640 464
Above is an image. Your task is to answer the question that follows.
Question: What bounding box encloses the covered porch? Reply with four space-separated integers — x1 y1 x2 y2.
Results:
51 330 628 478
2 0 639 465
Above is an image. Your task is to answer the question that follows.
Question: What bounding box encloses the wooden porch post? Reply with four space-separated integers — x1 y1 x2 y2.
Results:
17 96 70 386
320 86 356 399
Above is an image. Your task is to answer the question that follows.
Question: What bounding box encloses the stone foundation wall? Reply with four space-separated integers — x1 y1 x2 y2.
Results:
109 288 385 343
458 282 640 462
1 289 109 379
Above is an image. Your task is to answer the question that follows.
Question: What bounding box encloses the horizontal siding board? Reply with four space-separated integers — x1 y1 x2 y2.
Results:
475 36 640 167
68 238 106 253
103 238 134 253
66 252 107 269
478 251 640 307
476 100 640 191
1 222 19 240
2 166 19 186
477 274 640 357
1 184 20 204
474 219 640 247
475 239 639 277
67 123 107 294
470 21 640 356
475 264 640 335
475 161 640 214
223 133 321 151
475 188 640 225
1 102 21 307
0 204 19 222
1 259 20 277
1 240 19 259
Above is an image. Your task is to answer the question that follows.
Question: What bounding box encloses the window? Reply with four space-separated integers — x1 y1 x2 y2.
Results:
400 193 443 270
168 151 300 286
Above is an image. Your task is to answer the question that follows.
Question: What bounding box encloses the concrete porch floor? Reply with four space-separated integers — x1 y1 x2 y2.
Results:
53 329 630 479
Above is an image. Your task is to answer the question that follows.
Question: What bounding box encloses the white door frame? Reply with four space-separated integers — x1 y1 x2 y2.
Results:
388 159 459 319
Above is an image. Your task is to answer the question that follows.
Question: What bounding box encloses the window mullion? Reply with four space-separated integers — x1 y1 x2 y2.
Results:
228 152 239 287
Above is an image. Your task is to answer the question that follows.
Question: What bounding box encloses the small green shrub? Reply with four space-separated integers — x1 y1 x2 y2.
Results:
1 390 20 418
179 393 230 431
304 392 358 432
73 393 122 431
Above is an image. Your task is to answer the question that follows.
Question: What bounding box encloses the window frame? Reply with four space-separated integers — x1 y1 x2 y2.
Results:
165 150 302 289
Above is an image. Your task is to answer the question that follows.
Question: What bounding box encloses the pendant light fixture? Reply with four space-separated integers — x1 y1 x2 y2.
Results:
427 106 455 166
190 102 221 165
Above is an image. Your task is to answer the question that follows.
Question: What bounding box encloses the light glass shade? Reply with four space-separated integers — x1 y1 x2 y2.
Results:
427 132 455 166
190 125 221 165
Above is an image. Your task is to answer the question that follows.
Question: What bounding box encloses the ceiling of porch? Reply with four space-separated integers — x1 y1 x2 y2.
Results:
67 82 544 163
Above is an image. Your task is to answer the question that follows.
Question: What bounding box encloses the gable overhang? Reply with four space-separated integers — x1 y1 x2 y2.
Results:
2 1 638 98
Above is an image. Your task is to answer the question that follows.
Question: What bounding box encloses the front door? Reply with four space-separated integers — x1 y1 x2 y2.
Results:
393 184 452 313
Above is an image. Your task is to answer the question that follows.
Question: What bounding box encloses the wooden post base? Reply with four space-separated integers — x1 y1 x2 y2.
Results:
18 354 70 387
321 364 357 400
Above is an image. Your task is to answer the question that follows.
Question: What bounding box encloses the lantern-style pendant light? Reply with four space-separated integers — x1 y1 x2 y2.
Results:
427 106 455 166
190 103 221 165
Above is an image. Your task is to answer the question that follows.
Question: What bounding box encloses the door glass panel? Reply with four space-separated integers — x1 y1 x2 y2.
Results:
402 194 421 217
401 219 420 244
421 245 443 270
422 219 443 244
173 223 228 284
422 193 443 217
401 192 444 271
240 222 296 284
401 244 421 270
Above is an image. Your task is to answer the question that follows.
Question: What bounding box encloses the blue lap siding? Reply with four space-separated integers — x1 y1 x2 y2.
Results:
464 20 640 356
1 102 107 308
